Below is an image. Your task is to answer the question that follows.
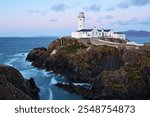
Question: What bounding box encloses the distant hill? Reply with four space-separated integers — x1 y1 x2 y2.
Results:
124 30 150 37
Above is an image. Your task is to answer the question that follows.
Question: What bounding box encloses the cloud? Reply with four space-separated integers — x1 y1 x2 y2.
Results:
84 4 101 12
97 15 114 23
51 3 69 12
118 1 130 8
119 0 150 8
86 17 91 20
131 0 150 6
98 15 114 20
113 17 150 25
115 18 138 25
139 17 150 25
49 19 58 22
105 7 115 11
28 10 40 13
104 15 114 19
27 9 47 15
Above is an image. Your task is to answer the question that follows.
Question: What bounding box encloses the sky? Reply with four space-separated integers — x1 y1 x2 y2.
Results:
0 0 150 37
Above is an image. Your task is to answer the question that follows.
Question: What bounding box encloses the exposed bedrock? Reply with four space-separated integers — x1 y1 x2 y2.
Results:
26 37 150 99
0 65 39 100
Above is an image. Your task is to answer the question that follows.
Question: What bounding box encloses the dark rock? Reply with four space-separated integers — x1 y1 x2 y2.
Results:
0 65 39 100
26 37 150 100
26 47 47 61
56 83 89 96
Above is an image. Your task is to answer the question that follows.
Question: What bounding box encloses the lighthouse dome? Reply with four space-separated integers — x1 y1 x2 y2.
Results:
78 12 85 18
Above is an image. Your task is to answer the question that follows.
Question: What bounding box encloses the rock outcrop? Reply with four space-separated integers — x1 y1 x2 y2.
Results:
0 65 39 100
26 37 150 100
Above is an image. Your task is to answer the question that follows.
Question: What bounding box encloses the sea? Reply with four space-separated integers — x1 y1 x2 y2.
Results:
127 36 150 44
0 37 83 100
0 36 149 100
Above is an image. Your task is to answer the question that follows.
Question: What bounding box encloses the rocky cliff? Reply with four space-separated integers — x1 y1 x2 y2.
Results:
26 37 150 99
0 65 39 100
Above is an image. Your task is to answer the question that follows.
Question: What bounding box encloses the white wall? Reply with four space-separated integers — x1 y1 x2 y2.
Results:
72 30 126 40
78 18 85 30
112 34 126 40
71 32 80 38
71 32 91 38
91 29 99 38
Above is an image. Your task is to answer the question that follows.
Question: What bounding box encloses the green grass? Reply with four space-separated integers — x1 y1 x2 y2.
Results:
61 39 87 54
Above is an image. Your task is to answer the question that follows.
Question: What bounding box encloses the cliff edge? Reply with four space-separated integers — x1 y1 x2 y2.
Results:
0 65 40 100
26 37 150 99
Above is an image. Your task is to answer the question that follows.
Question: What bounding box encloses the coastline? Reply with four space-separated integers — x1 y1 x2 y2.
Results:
26 36 150 100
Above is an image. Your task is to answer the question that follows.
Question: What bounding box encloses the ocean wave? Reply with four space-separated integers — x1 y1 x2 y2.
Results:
4 57 18 66
20 67 55 100
4 52 29 67
4 52 55 100
39 86 53 100
73 83 90 86
48 89 53 100
0 53 3 56
3 52 82 100
60 82 90 86
13 53 28 57
50 77 58 86
20 68 51 80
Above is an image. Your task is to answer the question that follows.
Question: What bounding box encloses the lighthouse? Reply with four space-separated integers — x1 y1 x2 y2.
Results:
71 12 126 40
78 12 85 30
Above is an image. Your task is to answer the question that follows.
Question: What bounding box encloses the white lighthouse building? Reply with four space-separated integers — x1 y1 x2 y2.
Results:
78 12 85 30
71 12 126 40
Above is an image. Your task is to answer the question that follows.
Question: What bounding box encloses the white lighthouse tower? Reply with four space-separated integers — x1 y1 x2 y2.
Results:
78 12 85 30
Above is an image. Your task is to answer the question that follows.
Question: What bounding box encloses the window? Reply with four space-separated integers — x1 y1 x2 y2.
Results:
102 33 104 37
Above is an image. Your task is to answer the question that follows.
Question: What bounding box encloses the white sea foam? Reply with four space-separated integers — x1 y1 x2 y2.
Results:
4 57 18 66
39 86 53 100
50 77 58 85
20 68 51 80
48 89 53 100
59 82 90 86
38 86 48 100
4 52 81 100
4 52 29 67
73 83 90 86
20 69 34 80
6 53 54 100
20 63 56 100
127 41 143 46
42 70 50 77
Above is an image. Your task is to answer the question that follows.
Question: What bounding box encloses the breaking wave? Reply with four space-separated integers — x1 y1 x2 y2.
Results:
3 52 59 100
2 52 83 100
